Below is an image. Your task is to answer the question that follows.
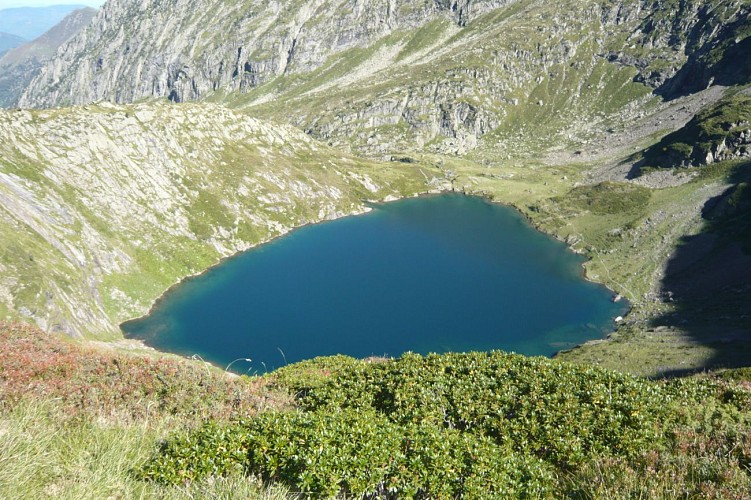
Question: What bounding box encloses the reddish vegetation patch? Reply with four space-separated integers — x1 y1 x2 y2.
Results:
0 322 290 423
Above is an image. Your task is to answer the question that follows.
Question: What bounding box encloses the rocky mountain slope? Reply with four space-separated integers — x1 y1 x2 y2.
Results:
2 0 751 374
0 8 97 108
19 0 751 158
19 0 515 108
0 102 431 337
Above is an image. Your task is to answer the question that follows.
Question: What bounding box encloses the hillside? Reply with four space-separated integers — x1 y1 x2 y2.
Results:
19 0 515 108
0 321 294 498
0 8 97 108
17 0 751 158
641 93 751 170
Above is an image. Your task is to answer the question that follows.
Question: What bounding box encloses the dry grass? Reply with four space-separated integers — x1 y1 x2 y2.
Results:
0 322 293 498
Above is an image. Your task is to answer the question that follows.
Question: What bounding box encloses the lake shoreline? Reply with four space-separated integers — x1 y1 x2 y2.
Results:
121 190 629 367
119 188 447 333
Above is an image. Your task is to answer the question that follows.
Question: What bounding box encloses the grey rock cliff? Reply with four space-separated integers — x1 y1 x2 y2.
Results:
19 0 515 108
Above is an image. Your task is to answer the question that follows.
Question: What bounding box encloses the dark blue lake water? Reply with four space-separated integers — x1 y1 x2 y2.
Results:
122 194 627 373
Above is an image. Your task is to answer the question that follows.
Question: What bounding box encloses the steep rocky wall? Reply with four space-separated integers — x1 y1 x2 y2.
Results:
18 0 516 108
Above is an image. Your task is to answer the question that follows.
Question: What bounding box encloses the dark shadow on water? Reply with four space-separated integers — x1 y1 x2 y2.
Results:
653 162 751 377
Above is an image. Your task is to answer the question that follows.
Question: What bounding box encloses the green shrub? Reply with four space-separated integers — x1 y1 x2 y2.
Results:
284 352 672 465
144 351 737 496
140 407 557 497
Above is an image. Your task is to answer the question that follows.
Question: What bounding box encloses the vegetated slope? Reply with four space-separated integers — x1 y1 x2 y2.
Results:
0 103 433 337
0 322 294 498
553 92 751 375
0 32 26 56
0 5 88 41
0 8 97 108
238 0 751 157
3 321 749 497
141 352 751 497
0 321 286 423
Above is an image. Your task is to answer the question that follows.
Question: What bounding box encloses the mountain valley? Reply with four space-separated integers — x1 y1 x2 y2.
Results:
2 0 749 375
0 0 751 496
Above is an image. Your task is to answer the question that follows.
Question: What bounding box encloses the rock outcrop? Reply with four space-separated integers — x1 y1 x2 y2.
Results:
642 93 751 170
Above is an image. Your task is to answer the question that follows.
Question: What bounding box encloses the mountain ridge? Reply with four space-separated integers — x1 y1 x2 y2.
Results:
0 4 89 41
19 0 517 108
0 32 26 56
0 7 97 107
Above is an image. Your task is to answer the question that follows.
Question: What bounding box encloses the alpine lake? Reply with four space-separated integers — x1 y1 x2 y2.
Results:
122 194 628 374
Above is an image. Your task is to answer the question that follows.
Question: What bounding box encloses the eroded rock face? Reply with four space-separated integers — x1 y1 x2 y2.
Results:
18 0 515 108
17 0 751 158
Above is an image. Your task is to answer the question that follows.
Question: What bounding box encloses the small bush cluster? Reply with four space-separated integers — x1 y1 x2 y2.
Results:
561 181 651 215
140 408 556 497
